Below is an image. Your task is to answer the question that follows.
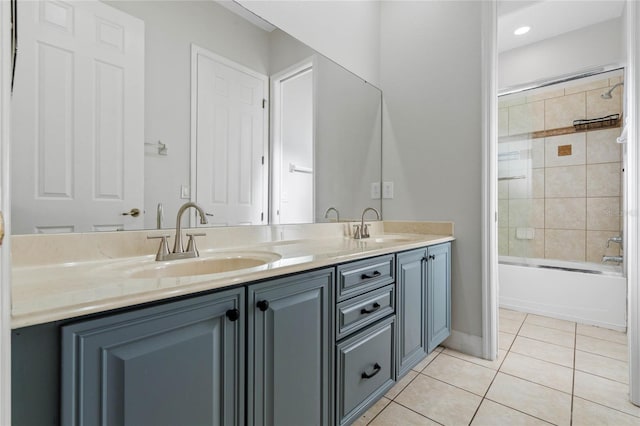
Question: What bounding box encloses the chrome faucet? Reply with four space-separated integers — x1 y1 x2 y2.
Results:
156 203 164 229
602 255 623 264
324 207 340 222
354 207 381 239
607 235 623 248
148 202 209 261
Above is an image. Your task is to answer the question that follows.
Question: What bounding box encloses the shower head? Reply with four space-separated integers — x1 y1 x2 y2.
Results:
600 82 624 99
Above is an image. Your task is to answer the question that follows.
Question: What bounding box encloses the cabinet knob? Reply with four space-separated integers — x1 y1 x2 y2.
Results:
429 254 436 260
225 308 240 321
361 363 382 379
256 300 270 312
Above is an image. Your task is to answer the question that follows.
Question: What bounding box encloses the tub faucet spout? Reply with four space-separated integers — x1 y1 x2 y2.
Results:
602 255 623 264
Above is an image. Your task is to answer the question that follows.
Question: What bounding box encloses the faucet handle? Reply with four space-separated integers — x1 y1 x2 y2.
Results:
362 224 371 238
186 233 206 256
148 235 171 261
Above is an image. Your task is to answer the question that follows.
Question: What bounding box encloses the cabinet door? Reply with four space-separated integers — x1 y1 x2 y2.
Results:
61 288 245 426
396 248 428 377
427 242 452 352
248 269 334 426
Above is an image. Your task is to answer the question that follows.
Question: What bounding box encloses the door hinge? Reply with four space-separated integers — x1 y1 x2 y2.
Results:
261 156 264 165
261 212 264 222
262 98 266 109
0 211 4 246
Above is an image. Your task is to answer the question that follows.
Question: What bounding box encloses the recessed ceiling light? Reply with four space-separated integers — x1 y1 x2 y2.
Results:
514 26 531 36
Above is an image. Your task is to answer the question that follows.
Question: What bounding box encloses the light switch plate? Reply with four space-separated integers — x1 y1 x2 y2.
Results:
371 182 381 199
382 181 394 199
180 185 190 199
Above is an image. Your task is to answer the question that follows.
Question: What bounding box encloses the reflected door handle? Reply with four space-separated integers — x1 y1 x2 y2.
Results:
0 211 4 246
122 208 141 217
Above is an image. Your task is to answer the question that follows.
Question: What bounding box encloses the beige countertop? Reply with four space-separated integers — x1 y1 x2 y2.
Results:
11 221 454 328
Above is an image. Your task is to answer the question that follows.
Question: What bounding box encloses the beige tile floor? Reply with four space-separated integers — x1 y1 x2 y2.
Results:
355 309 638 425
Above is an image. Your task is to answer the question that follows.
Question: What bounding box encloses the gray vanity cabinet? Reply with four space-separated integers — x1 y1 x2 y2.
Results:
247 268 334 426
396 242 452 375
426 242 452 352
60 287 245 426
396 247 428 377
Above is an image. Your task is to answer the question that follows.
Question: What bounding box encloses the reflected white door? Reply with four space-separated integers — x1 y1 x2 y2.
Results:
191 45 267 226
11 0 144 234
271 62 314 224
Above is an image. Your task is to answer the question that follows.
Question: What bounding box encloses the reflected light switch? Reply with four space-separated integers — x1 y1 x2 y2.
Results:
382 181 394 199
371 182 381 199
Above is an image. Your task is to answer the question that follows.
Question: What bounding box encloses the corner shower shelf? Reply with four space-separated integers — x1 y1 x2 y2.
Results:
500 114 622 142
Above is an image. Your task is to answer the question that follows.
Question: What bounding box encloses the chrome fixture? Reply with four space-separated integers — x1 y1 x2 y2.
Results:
156 203 164 229
607 235 623 248
354 207 381 239
602 255 623 264
148 202 209 261
600 82 624 99
324 207 340 222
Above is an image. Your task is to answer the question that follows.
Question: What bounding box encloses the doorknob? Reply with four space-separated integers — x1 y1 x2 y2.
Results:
122 208 141 218
0 211 4 246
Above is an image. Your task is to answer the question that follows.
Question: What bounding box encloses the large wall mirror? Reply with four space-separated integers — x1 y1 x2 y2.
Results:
10 0 382 234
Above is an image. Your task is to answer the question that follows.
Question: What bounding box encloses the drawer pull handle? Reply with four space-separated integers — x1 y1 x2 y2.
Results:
361 363 382 379
361 271 381 280
225 309 240 322
429 255 436 260
257 300 270 312
360 302 381 315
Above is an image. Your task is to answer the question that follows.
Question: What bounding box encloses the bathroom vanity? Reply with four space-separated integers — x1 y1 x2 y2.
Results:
10 222 453 425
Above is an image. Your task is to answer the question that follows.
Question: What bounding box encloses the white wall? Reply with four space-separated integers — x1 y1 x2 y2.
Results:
380 1 484 341
238 0 381 86
106 1 270 229
499 18 624 89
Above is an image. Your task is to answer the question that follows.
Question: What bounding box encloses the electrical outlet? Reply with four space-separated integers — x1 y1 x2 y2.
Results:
371 182 381 199
180 185 190 199
382 181 394 199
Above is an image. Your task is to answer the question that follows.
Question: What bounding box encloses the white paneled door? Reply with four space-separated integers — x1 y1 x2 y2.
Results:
191 45 268 226
11 0 144 233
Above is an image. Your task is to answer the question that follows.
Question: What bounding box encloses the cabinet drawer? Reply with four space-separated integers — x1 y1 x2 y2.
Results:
336 284 394 340
336 254 394 301
336 316 395 425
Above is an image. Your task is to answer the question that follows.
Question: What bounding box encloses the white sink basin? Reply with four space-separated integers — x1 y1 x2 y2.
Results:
368 234 415 243
118 251 281 279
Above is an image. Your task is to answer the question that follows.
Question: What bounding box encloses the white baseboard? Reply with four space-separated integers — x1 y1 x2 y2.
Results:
443 330 484 358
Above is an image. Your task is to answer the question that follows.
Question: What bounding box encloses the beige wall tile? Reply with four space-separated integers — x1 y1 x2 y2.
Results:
587 87 623 118
498 200 509 228
545 229 586 261
498 227 509 256
587 163 621 197
472 399 550 426
545 198 586 230
509 169 544 199
498 180 509 200
395 375 482 426
609 76 623 86
545 133 586 167
499 108 509 137
508 227 545 258
586 128 622 164
526 87 565 103
545 93 585 130
586 197 620 231
509 199 544 228
486 373 572 425
572 397 640 426
564 78 609 95
532 139 545 168
499 95 526 109
586 231 623 263
509 101 545 135
545 166 586 198
500 352 574 393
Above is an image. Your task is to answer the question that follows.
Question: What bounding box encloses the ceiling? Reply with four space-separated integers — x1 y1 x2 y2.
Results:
498 0 625 53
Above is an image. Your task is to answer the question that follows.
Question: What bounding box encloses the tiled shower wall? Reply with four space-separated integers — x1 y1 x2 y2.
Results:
498 75 624 264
